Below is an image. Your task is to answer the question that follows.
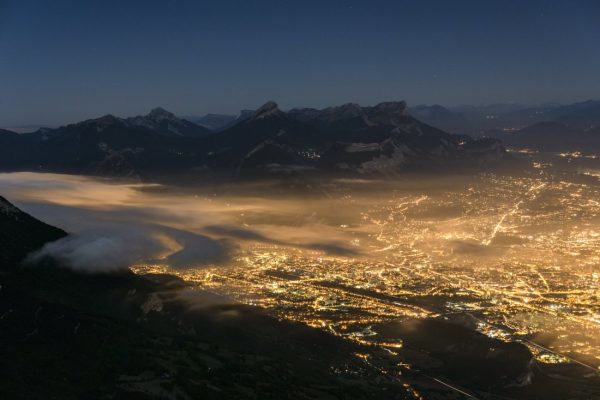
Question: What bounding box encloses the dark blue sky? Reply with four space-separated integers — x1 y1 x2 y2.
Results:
1 0 599 127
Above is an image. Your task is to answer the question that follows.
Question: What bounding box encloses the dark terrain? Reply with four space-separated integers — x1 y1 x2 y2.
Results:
411 100 600 153
0 100 506 180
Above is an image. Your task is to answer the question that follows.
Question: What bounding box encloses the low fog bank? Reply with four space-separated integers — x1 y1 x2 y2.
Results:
29 234 140 272
4 168 590 274
27 225 231 273
0 172 371 273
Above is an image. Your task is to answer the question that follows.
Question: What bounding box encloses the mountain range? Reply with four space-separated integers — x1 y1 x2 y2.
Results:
412 100 600 133
485 121 600 152
185 113 237 130
0 101 506 179
126 107 212 137
409 100 600 152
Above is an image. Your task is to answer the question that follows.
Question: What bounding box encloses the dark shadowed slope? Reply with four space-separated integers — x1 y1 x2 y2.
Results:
185 113 237 131
409 104 472 135
0 196 66 268
204 101 323 172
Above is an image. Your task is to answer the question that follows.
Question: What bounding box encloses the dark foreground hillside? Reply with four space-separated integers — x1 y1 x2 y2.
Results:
2 270 412 400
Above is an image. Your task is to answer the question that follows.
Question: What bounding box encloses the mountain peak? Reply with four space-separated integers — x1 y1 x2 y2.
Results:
123 108 210 137
253 101 282 120
340 102 362 110
328 103 363 116
148 107 176 121
372 101 407 115
334 103 364 116
78 114 123 127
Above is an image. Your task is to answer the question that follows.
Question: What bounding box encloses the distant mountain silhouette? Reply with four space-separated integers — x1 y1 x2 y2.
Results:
487 120 600 152
477 101 600 132
289 101 505 174
186 113 237 130
0 112 214 177
552 100 600 129
410 100 600 150
409 104 472 135
126 107 212 137
0 100 507 178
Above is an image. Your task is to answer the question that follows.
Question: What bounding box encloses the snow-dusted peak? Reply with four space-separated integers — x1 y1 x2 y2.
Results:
253 101 282 119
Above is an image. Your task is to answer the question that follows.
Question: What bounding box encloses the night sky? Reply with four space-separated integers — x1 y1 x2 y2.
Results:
1 0 599 127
